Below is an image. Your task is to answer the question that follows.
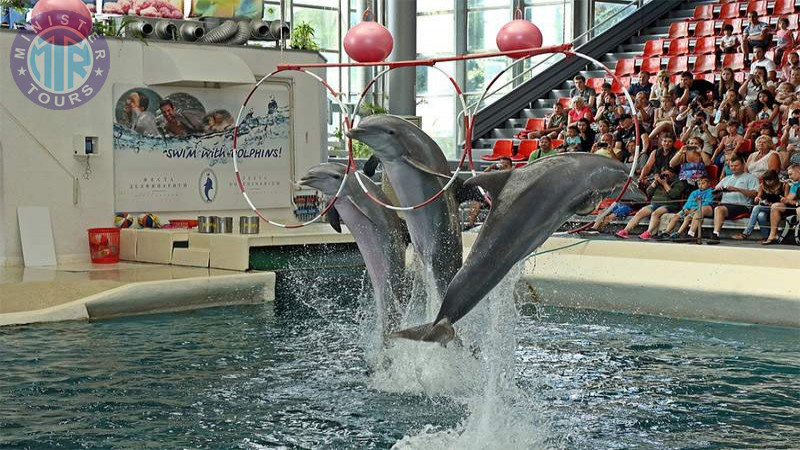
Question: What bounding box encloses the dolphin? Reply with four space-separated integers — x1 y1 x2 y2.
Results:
346 114 462 300
299 163 408 333
392 153 630 344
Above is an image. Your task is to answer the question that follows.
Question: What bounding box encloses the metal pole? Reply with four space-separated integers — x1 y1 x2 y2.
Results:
386 0 417 115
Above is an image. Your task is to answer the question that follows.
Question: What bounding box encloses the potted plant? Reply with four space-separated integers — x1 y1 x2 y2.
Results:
290 21 319 51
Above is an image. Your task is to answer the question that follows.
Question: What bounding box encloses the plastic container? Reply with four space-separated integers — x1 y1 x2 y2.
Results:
168 219 198 229
87 227 120 264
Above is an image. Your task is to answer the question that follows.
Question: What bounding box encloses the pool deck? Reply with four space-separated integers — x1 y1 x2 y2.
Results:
0 262 275 327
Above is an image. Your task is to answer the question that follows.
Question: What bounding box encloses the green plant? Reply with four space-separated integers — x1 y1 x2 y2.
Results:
0 0 26 11
290 21 320 51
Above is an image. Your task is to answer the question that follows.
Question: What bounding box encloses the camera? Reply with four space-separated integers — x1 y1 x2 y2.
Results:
598 142 609 148
790 117 799 126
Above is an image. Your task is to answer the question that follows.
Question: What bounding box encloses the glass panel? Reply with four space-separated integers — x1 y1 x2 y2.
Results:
416 95 456 158
468 0 510 7
321 52 341 92
418 0 454 13
466 57 512 94
417 13 455 55
416 62 457 96
467 8 509 52
524 4 566 46
594 1 630 35
294 0 340 7
293 6 339 51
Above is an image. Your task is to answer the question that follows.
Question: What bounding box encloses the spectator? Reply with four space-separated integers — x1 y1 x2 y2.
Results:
586 201 633 234
746 135 782 179
614 113 638 161
563 125 582 152
576 118 596 153
775 82 795 119
673 71 715 107
716 89 744 124
774 17 795 67
629 70 653 97
780 110 800 167
570 74 596 108
595 92 622 127
762 163 800 244
739 67 770 104
680 111 717 155
633 91 654 134
706 154 759 245
744 89 780 134
790 67 800 92
670 136 711 183
640 133 679 183
463 156 513 228
650 70 673 103
568 97 594 125
712 120 745 169
527 135 558 162
781 51 799 82
749 45 777 81
594 119 612 142
742 10 772 59
595 83 613 111
718 24 740 56
592 132 617 159
616 166 688 240
529 102 567 139
732 170 787 241
649 95 679 141
660 175 714 241
716 68 742 103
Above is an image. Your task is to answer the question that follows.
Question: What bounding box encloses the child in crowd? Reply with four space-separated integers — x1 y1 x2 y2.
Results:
562 125 582 152
719 24 740 55
658 175 714 241
732 170 787 240
775 17 795 67
761 163 800 244
585 202 633 234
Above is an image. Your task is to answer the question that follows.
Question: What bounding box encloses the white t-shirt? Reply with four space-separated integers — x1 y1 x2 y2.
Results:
750 58 777 75
720 34 738 49
718 172 759 205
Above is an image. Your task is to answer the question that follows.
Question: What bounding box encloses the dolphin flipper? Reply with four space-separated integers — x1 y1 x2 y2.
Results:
401 155 452 181
464 170 513 201
390 318 455 346
363 155 381 177
327 204 342 233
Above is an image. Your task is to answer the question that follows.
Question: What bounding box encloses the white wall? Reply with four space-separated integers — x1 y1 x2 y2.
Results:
0 31 327 265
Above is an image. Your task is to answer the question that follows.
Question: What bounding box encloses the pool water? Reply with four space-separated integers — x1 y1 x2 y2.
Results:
1 268 798 449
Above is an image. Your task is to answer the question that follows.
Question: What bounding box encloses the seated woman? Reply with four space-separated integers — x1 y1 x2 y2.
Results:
732 170 787 240
746 135 782 180
592 132 617 159
659 175 714 241
716 89 744 125
568 97 594 126
576 118 596 153
762 163 800 244
529 102 567 139
616 166 689 240
669 136 711 184
649 95 679 142
711 120 745 172
650 70 673 104
595 92 622 128
738 67 771 109
744 90 780 139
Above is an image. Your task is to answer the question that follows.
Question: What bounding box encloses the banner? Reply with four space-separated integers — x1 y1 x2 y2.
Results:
113 82 291 212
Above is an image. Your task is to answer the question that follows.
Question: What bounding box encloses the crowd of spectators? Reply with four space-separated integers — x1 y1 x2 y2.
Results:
507 9 800 245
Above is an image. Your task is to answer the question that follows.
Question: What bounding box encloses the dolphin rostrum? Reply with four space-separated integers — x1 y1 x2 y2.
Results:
300 163 408 333
346 114 462 300
393 153 630 344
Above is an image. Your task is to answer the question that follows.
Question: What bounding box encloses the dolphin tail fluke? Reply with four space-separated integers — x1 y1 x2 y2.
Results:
389 318 455 345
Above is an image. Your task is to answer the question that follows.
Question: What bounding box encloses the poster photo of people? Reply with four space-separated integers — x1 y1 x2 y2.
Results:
113 83 291 212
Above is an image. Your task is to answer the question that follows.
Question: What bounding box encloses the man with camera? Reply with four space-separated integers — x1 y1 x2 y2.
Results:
707 155 759 244
638 134 679 184
680 111 718 156
672 72 715 108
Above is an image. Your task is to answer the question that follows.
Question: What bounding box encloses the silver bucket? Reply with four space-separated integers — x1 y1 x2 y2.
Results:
239 216 259 234
219 216 234 233
198 216 215 233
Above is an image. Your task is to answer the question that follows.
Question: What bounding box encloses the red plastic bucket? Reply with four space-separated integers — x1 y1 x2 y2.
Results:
87 227 121 264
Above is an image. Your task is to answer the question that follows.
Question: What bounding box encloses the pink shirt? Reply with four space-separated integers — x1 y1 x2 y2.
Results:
776 29 794 49
568 106 593 123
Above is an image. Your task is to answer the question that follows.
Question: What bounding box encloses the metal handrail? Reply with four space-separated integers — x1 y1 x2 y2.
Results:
454 0 644 147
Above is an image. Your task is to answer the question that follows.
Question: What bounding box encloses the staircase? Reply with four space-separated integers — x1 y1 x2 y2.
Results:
471 0 798 159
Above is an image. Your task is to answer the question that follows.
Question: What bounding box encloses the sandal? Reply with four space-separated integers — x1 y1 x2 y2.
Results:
731 232 750 240
761 238 779 245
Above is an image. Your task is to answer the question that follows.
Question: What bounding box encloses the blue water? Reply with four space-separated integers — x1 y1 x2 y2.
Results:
1 270 798 449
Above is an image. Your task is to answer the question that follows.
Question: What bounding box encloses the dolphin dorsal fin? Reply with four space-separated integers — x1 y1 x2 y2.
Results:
463 170 512 201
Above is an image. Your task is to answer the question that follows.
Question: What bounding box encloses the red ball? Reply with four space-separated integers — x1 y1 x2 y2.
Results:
344 21 394 63
496 20 543 59
31 0 93 39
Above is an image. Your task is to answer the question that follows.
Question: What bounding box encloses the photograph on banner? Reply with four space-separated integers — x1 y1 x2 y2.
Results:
112 83 291 212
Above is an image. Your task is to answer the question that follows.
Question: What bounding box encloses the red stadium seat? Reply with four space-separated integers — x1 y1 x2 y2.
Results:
694 20 716 37
723 53 746 71
766 48 776 62
774 0 796 15
721 18 743 34
695 72 716 83
734 71 747 83
707 164 720 185
524 118 546 131
587 77 606 92
693 37 717 54
693 4 715 20
557 97 572 110
669 22 690 39
667 55 689 74
668 38 690 56
719 3 743 19
512 139 539 161
614 58 635 77
746 0 767 15
694 54 717 73
739 138 753 153
550 139 565 148
610 77 631 94
639 57 662 74
642 39 665 57
482 140 513 161
670 74 683 84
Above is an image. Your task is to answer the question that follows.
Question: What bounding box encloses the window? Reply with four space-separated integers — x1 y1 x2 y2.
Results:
593 1 631 36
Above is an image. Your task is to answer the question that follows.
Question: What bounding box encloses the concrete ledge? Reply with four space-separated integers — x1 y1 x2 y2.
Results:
0 272 275 327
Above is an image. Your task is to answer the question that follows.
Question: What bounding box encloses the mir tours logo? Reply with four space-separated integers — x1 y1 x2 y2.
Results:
10 9 109 110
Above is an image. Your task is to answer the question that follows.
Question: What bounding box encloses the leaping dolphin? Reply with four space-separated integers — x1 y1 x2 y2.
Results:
346 114 462 300
299 163 408 334
393 153 630 344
